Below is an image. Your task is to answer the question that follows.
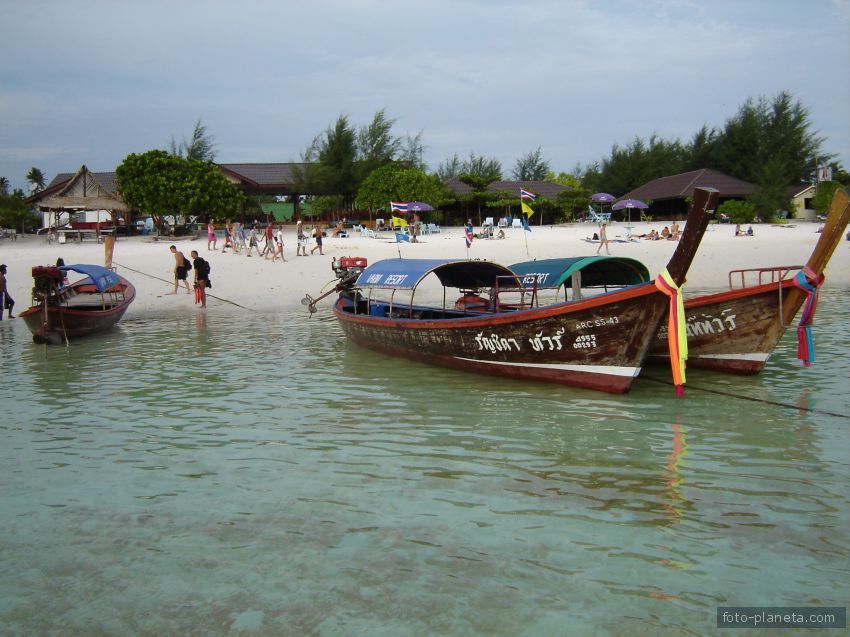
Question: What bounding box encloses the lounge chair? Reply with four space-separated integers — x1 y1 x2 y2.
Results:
359 224 376 238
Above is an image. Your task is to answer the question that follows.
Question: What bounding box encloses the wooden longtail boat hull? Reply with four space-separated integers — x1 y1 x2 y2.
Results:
20 279 135 344
331 187 718 393
336 284 666 394
648 280 796 373
648 188 850 374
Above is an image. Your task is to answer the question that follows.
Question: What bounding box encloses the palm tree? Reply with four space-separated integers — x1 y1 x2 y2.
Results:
0 176 10 196
26 167 46 193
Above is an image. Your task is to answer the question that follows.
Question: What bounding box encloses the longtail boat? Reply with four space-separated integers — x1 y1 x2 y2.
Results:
646 187 850 373
19 263 135 344
304 187 718 394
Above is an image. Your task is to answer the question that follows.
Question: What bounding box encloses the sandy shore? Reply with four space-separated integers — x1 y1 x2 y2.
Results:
0 220 847 317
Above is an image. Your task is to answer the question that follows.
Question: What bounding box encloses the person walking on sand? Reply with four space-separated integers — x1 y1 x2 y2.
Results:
207 220 217 251
296 220 308 256
246 225 262 257
190 250 211 308
167 245 192 295
272 224 286 262
596 223 610 255
0 264 15 319
310 224 324 255
221 220 233 252
262 222 275 259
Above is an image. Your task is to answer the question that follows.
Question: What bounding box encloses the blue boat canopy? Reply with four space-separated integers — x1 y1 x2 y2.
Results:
60 264 123 293
509 257 651 289
356 258 518 290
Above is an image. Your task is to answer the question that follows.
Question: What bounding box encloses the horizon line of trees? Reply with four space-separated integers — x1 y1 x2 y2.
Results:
4 90 848 229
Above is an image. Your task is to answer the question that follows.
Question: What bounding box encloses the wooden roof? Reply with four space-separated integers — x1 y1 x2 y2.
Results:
217 162 310 193
621 168 756 202
444 178 571 199
30 165 127 211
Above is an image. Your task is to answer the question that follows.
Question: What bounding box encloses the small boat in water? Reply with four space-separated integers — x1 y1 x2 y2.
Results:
305 187 718 394
19 263 135 344
646 187 850 373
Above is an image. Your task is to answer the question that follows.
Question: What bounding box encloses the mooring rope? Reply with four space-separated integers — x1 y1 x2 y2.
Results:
640 374 850 420
111 261 248 310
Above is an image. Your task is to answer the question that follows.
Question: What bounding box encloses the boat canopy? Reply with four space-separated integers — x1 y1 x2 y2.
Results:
356 258 518 291
509 257 651 289
60 264 123 293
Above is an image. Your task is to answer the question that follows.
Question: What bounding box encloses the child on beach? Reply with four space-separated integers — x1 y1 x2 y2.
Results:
0 264 15 319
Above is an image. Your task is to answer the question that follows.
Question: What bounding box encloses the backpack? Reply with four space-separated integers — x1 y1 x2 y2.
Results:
184 256 192 271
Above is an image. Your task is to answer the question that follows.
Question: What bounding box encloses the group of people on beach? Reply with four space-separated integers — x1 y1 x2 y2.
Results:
208 220 325 261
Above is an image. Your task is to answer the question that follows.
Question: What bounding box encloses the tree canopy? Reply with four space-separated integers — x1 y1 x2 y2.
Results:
512 147 550 180
116 150 243 221
169 119 216 161
356 163 446 212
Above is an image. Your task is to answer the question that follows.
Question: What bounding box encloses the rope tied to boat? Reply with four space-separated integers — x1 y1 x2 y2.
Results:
654 269 688 397
792 266 824 367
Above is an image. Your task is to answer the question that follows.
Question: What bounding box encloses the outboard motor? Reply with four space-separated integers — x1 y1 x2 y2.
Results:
31 266 63 301
302 257 368 314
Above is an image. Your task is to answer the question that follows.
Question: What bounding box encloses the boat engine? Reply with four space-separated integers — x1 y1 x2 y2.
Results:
32 265 63 301
302 257 367 315
332 256 367 287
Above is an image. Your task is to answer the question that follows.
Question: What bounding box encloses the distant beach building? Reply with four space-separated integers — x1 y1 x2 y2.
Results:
620 168 756 219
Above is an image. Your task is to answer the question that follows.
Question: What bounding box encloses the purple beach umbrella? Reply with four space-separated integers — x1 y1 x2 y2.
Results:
407 201 434 212
590 193 616 203
612 198 649 222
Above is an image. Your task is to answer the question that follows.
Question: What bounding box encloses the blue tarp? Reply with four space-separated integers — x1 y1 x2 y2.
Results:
60 264 123 293
356 258 517 290
509 257 651 289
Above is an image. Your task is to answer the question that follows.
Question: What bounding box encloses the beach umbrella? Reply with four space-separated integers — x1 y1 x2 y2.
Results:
590 192 616 217
406 201 433 212
612 198 649 223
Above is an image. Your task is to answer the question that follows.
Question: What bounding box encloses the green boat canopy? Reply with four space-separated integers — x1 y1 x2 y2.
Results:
508 257 651 289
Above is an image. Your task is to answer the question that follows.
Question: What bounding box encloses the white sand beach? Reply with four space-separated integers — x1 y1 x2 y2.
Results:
1 220 847 316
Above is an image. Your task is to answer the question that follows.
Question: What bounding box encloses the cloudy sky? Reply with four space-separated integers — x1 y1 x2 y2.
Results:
1 0 848 192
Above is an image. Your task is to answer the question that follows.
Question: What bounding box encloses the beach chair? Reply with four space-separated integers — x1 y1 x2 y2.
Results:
359 224 376 238
427 223 441 233
498 217 508 228
511 218 522 228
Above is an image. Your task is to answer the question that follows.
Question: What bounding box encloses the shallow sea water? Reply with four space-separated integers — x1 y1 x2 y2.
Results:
0 290 848 636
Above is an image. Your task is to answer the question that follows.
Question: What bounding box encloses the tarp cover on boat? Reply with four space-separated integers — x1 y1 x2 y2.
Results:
356 258 517 290
509 257 650 289
60 264 123 293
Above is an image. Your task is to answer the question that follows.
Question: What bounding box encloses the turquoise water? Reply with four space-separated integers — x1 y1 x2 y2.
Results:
1 290 848 636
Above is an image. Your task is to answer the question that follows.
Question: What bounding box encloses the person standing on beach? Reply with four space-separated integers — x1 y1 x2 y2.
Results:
296 220 308 256
596 223 610 255
207 220 217 251
310 224 324 255
221 220 233 252
190 250 211 308
0 264 15 319
167 245 192 295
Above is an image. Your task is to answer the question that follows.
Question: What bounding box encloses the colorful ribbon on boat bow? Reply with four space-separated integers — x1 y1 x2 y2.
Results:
792 266 824 367
655 269 688 397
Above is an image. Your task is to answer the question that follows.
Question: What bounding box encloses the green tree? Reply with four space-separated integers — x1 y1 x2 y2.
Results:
357 164 446 214
116 150 243 232
512 147 550 180
0 188 38 232
169 119 216 161
585 135 688 195
747 157 792 220
713 92 823 185
717 199 757 224
0 177 9 196
26 167 46 194
434 153 464 181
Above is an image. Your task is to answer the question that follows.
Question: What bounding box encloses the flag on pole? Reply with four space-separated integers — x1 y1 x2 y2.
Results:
520 188 537 201
465 226 474 248
395 231 410 243
390 201 409 212
520 215 531 232
392 216 408 228
521 201 535 218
